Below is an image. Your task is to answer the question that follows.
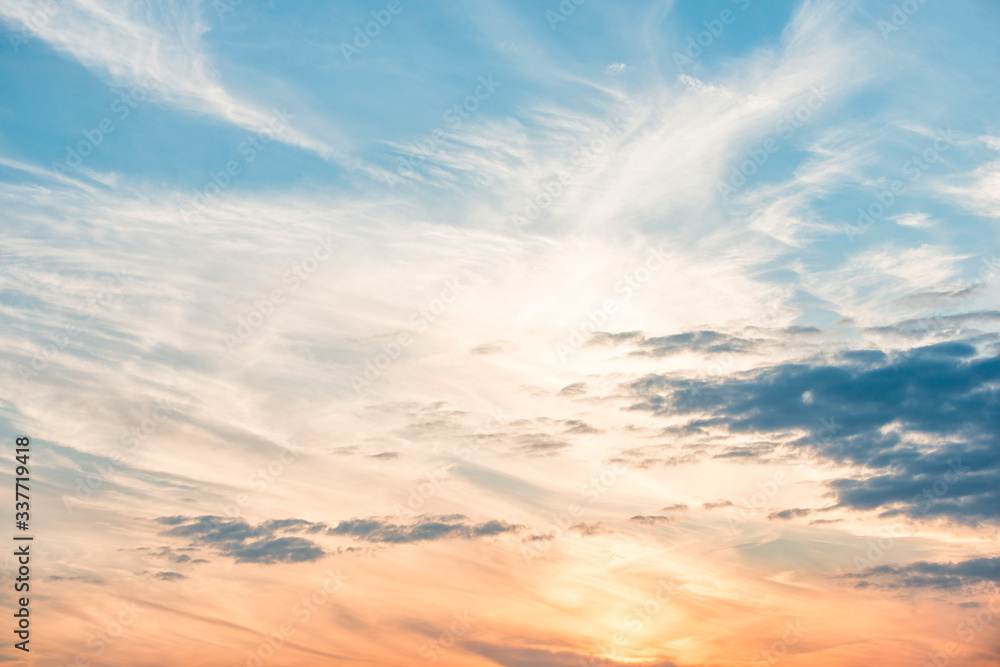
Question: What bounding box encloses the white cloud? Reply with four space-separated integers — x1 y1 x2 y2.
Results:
0 0 348 164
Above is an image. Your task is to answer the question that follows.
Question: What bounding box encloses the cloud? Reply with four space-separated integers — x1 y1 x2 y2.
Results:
329 514 521 544
768 508 812 521
463 641 679 667
702 500 735 510
0 0 343 162
569 522 609 536
626 340 1000 524
848 557 1000 590
561 420 601 434
660 503 689 512
157 516 327 564
472 341 515 355
628 515 675 526
558 382 588 397
589 330 758 357
511 434 573 457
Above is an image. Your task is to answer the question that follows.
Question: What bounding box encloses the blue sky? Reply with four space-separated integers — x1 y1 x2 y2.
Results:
1 1 999 665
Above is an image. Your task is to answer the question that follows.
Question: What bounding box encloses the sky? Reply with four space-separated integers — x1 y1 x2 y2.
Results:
0 0 999 665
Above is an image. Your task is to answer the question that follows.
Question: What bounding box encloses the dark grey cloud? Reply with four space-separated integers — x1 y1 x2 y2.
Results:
628 515 675 526
511 434 572 456
156 516 327 564
625 342 1000 524
702 500 735 510
569 522 609 536
558 382 588 397
847 557 1000 590
463 641 679 667
153 571 185 581
768 508 812 521
863 311 1000 339
472 340 515 355
561 419 602 434
329 514 521 544
660 503 689 512
589 329 757 357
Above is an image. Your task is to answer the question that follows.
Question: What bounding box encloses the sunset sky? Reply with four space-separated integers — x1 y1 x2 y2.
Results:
1 0 999 665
